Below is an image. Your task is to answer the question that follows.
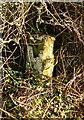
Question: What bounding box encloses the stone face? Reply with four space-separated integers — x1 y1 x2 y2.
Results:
27 35 55 77
42 35 55 77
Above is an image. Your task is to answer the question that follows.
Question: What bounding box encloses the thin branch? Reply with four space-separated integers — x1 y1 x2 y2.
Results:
0 108 18 120
0 46 17 70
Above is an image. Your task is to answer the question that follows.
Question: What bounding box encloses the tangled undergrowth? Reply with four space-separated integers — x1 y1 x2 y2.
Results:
2 66 84 119
0 1 84 119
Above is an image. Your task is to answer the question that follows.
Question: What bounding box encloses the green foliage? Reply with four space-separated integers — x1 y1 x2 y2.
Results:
2 66 84 119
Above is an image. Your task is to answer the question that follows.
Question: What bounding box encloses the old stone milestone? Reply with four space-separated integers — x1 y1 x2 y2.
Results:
27 35 55 77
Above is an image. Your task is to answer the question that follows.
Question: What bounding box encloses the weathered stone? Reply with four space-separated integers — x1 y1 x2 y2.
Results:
27 35 55 77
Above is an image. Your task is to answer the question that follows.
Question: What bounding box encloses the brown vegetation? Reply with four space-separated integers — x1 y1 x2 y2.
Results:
0 1 84 119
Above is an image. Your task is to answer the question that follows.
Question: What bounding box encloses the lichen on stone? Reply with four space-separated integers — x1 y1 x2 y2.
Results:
27 35 55 77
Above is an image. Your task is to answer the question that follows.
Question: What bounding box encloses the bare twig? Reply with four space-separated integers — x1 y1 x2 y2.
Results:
0 108 18 120
0 46 17 70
